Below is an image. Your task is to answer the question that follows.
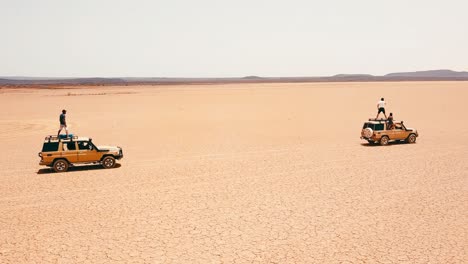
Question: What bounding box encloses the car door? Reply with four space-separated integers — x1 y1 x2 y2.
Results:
386 122 401 140
61 141 79 163
380 122 391 139
393 123 407 140
77 141 100 162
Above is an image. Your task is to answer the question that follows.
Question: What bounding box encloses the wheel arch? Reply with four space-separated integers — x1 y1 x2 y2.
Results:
52 157 69 165
375 133 387 140
100 154 116 161
406 133 417 143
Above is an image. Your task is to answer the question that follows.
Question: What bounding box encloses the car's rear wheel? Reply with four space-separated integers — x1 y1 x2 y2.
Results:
380 136 389 146
53 159 69 172
406 134 417 143
102 156 116 169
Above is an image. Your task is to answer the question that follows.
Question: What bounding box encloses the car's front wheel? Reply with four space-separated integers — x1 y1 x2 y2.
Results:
406 134 417 143
380 136 389 146
102 156 116 169
53 159 69 173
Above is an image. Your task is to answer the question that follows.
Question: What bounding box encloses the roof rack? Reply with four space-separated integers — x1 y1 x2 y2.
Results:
368 118 387 122
44 134 77 142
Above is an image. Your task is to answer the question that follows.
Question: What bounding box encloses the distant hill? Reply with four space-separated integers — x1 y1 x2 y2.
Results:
328 74 377 81
0 76 63 80
2 69 468 87
242 76 263 79
385 69 468 78
0 78 126 86
332 74 374 78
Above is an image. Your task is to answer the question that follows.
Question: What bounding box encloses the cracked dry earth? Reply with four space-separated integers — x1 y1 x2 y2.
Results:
0 82 467 263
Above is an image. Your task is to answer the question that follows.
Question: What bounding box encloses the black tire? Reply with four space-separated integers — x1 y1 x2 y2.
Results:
53 159 69 173
102 156 116 169
380 136 389 146
406 134 417 143
367 140 376 145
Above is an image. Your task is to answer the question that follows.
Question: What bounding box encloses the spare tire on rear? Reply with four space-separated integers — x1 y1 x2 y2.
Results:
363 127 373 138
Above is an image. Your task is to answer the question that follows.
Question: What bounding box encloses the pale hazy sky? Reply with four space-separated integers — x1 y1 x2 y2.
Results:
1 0 467 77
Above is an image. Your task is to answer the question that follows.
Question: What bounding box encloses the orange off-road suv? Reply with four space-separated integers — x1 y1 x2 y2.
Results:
39 135 123 172
361 118 419 146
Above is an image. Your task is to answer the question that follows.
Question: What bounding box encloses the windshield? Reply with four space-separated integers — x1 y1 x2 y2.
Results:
394 123 407 130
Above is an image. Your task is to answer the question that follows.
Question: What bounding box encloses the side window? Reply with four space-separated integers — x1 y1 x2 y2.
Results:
42 142 59 152
67 142 76 150
375 124 384 131
78 141 92 150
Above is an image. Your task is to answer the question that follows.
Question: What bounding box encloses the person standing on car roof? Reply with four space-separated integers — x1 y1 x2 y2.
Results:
376 98 387 119
57 109 68 137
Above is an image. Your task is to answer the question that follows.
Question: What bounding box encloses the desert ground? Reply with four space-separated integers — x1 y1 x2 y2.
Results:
0 81 466 263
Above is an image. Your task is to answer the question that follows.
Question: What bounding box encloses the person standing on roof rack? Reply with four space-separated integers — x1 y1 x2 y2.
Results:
376 98 387 119
57 109 68 138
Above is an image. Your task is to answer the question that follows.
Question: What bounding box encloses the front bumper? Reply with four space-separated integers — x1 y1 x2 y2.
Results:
116 148 124 159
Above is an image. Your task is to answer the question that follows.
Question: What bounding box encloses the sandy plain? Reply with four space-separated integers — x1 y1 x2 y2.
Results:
0 81 466 263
